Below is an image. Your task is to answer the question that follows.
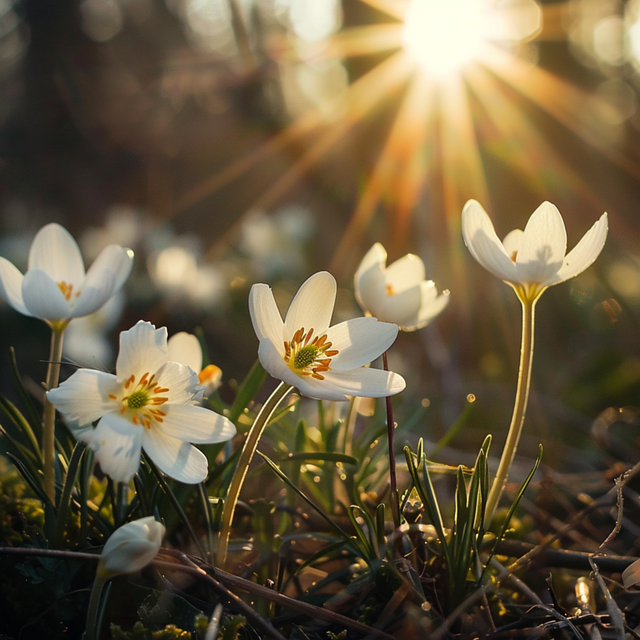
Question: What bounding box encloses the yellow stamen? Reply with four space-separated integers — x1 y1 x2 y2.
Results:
283 327 339 380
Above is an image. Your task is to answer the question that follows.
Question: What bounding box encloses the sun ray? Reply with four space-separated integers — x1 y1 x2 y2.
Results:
356 0 408 22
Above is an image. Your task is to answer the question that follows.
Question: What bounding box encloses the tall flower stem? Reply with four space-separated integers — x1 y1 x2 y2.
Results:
382 352 400 532
43 326 65 504
218 381 293 566
85 574 108 640
485 296 536 524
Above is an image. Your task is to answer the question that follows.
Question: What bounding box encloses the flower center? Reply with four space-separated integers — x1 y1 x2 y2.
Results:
109 371 170 429
284 327 339 380
510 251 518 263
386 284 394 296
57 281 76 301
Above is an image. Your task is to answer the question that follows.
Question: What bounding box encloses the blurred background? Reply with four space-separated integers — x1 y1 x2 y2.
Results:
2 0 640 481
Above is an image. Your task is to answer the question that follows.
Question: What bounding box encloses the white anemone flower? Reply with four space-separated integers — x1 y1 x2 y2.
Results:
354 243 450 331
47 321 236 484
462 200 608 303
0 222 134 329
167 331 222 397
98 516 165 580
249 271 406 401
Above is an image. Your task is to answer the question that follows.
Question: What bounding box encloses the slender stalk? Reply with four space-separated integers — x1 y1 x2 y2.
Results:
43 326 65 504
485 297 536 524
84 574 108 640
382 352 400 531
218 381 293 565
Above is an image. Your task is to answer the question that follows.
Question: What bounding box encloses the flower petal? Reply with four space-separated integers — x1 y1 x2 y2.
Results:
159 404 236 443
284 271 336 337
71 269 117 317
502 229 523 261
154 361 200 405
326 318 398 371
322 367 406 398
116 321 168 380
47 369 118 425
555 212 608 285
408 285 450 331
142 429 208 484
257 339 303 389
167 332 202 372
90 413 143 483
385 253 426 294
354 262 386 317
28 223 85 284
461 200 518 282
21 269 72 320
355 243 387 276
249 283 284 346
0 257 30 316
85 244 134 292
515 201 567 285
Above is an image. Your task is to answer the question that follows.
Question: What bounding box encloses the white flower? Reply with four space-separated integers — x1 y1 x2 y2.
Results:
0 222 134 328
167 331 222 396
98 516 165 580
354 243 449 331
47 321 236 484
249 271 406 401
462 200 608 303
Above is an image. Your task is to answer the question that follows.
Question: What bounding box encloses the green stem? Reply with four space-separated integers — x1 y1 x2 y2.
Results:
84 573 108 640
485 297 536 524
218 381 293 565
43 327 65 505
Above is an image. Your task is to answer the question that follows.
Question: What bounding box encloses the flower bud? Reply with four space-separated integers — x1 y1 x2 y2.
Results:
97 516 165 580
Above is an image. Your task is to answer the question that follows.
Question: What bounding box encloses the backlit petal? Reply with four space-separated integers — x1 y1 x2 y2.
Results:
555 212 608 285
515 201 567 285
167 332 202 372
354 262 386 317
154 361 199 405
284 271 336 337
322 367 406 398
502 229 523 261
91 413 143 483
85 244 134 292
375 285 422 327
0 257 30 316
408 285 450 331
355 243 386 276
249 283 284 346
22 269 72 320
28 223 85 284
384 253 426 293
462 200 518 282
71 269 117 317
326 318 398 371
142 429 208 484
257 339 302 388
159 404 236 443
47 369 118 425
116 321 168 379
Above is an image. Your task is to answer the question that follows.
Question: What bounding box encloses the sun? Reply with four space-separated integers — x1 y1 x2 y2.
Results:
402 0 542 76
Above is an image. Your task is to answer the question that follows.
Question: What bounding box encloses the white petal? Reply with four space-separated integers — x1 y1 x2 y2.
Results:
461 200 518 282
257 339 304 388
0 257 30 316
85 245 134 292
354 262 386 317
502 229 524 261
284 271 336 337
249 283 285 346
377 285 423 327
154 361 199 405
28 223 85 284
555 212 608 285
355 243 387 277
167 332 202 372
142 429 208 484
322 367 406 398
116 321 168 380
515 201 567 285
406 285 450 331
21 269 72 320
91 413 143 483
71 269 117 317
159 405 236 443
47 369 118 425
385 254 426 294
292 374 354 401
326 318 398 371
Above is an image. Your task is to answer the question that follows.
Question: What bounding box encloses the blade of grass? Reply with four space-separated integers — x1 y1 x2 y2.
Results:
53 441 87 548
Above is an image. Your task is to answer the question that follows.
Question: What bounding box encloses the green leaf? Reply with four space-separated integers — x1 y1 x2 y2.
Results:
54 441 87 548
227 359 267 425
